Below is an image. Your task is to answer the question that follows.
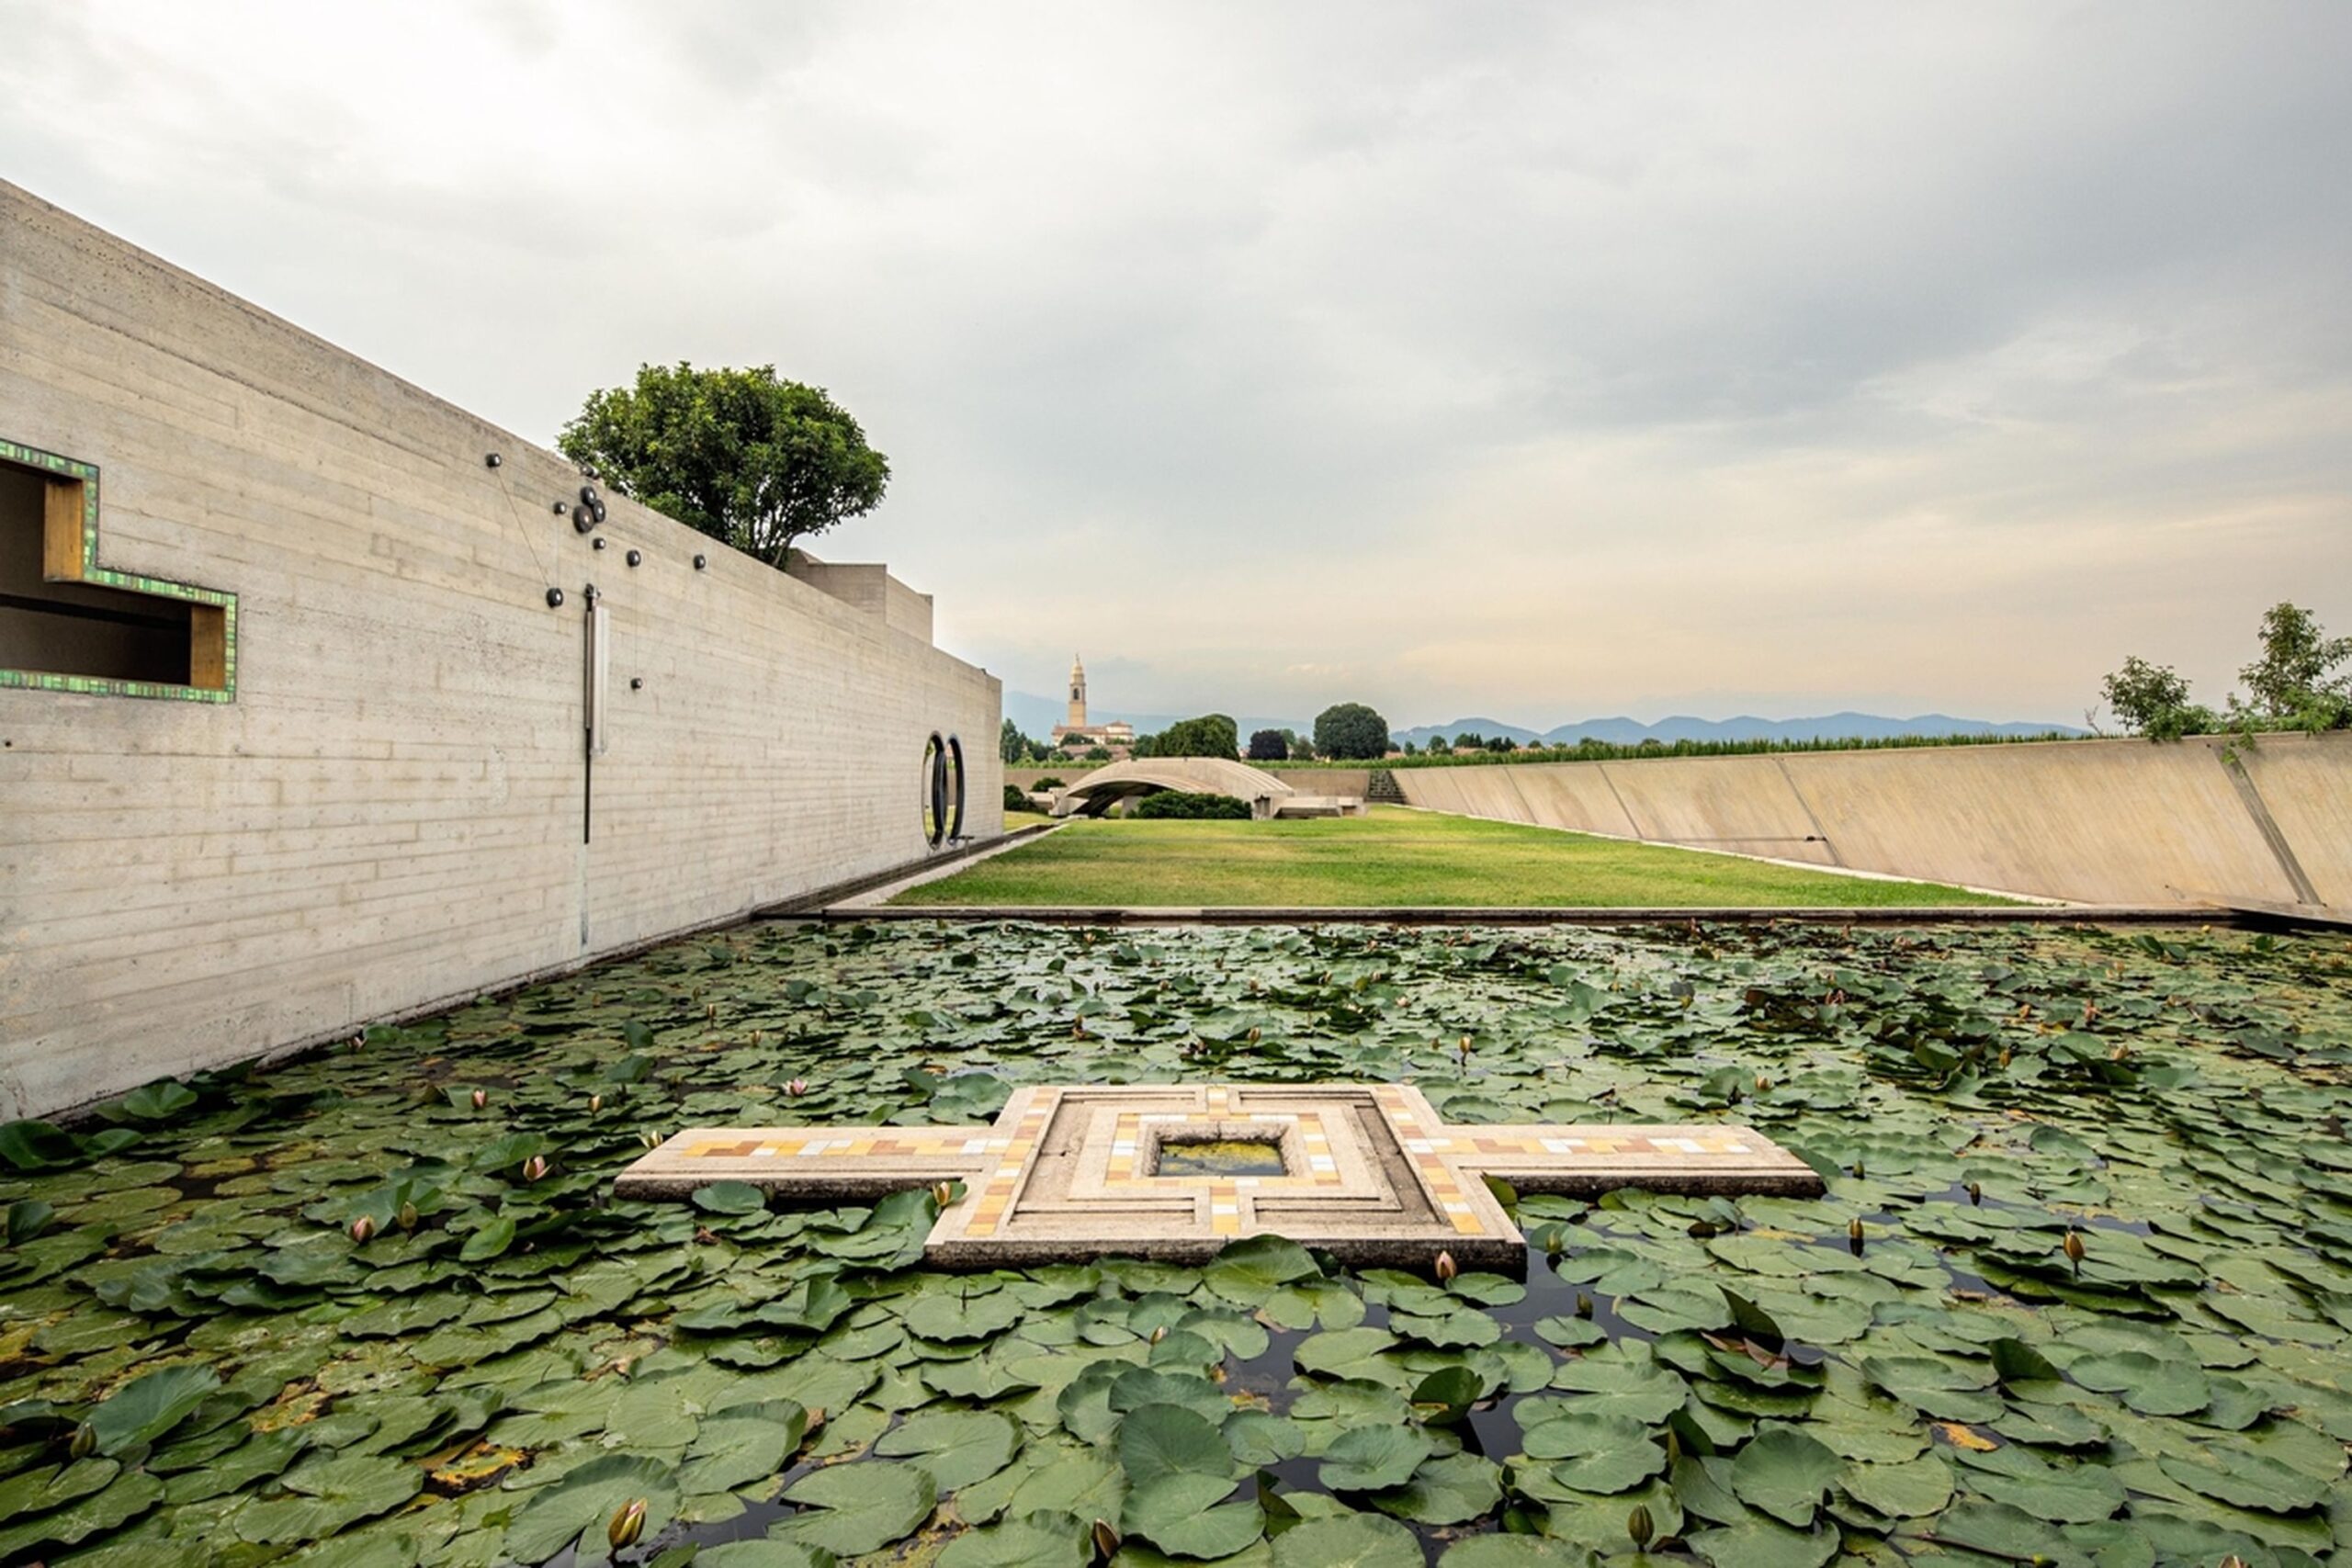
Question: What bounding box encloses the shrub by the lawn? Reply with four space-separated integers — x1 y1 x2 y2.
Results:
1132 790 1251 819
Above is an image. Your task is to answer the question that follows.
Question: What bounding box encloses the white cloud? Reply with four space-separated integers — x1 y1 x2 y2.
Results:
3 0 2346 725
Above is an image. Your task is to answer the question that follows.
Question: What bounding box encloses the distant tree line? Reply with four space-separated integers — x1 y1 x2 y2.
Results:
2099 602 2349 740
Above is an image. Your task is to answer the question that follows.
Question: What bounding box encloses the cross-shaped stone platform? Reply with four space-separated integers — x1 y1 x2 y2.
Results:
615 1083 1823 1269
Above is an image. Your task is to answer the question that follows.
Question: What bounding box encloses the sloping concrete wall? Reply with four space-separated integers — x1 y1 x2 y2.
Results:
1395 734 2350 908
0 182 1000 1117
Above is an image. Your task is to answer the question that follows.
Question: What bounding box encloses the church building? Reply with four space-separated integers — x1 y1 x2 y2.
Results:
1050 653 1135 752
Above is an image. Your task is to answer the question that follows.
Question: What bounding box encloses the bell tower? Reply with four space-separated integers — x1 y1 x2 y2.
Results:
1066 653 1088 728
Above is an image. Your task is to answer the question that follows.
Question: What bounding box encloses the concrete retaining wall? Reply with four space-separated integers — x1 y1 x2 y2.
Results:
1395 735 2350 909
0 182 1001 1117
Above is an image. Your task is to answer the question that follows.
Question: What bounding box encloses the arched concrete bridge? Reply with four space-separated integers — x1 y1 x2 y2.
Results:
1052 758 1364 819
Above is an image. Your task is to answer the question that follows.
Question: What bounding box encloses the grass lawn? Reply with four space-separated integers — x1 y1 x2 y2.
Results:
1002 808 1054 830
914 805 2016 907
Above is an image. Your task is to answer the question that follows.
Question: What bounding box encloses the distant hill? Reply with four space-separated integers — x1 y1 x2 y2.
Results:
1394 712 2086 748
1009 692 2085 752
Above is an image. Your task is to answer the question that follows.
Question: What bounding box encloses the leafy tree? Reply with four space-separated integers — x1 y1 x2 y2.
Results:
1002 784 1032 813
1060 732 1092 750
1490 735 1519 753
1000 718 1051 764
1084 745 1114 761
2237 602 2352 728
1314 703 1391 761
1246 728 1289 761
557 363 888 567
1425 734 1451 756
2100 656 2219 740
1157 715 1241 759
1401 740 1419 756
1032 776 1065 790
1280 728 1317 761
1455 732 1487 752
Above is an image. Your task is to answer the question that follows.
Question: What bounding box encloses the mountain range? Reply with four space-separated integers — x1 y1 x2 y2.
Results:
1390 712 2086 747
1004 692 2085 749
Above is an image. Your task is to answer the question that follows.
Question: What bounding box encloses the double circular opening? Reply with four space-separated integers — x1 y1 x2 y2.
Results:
922 732 967 848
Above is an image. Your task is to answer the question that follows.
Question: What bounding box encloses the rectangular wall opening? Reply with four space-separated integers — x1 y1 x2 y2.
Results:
0 460 203 688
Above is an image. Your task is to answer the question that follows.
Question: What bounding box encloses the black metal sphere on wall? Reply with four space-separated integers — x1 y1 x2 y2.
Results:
545 587 565 608
626 549 642 568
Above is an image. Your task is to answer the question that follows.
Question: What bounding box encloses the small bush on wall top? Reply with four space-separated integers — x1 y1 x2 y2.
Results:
1002 784 1032 813
1131 791 1251 820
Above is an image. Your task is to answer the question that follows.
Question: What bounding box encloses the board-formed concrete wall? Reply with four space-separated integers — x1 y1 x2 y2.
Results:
1396 734 2350 908
0 182 1001 1118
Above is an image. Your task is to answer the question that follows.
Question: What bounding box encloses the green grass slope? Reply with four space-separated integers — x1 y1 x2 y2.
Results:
897 807 2016 908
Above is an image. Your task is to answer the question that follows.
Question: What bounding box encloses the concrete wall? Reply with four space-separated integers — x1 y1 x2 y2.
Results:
0 181 1001 1118
1395 735 2350 908
786 553 934 645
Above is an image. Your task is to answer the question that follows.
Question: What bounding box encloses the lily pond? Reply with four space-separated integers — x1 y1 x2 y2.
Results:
3 920 2351 1568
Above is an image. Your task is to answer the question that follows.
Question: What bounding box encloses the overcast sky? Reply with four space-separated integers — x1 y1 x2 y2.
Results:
6 3 2347 728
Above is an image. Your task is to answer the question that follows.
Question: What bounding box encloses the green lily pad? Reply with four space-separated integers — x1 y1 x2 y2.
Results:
778 1461 937 1557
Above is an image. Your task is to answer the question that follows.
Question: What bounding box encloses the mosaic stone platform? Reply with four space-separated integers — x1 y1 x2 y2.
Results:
617 1084 1823 1269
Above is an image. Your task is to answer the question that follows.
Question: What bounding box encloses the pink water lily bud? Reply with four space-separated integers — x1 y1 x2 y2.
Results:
522 1155 549 1181
470 1089 488 1110
1434 1250 1458 1282
786 1078 808 1097
349 1214 377 1244
608 1497 647 1549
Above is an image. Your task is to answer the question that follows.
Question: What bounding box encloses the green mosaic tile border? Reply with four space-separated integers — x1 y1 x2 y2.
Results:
0 436 237 702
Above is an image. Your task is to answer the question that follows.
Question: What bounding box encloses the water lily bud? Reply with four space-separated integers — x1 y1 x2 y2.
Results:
1754 1074 1770 1093
1627 1502 1655 1549
349 1213 377 1244
707 1002 718 1021
1247 1027 1261 1043
2063 1230 2086 1275
786 1078 808 1097
1149 1325 1168 1344
1966 1181 1983 1205
1665 1427 1682 1462
1091 1518 1122 1561
522 1155 549 1182
589 1092 604 1112
640 1131 664 1151
470 1088 488 1110
1851 1158 1865 1179
932 1181 956 1208
1576 1292 1593 1319
2108 1043 2128 1062
397 1201 419 1233
1997 1047 2013 1069
67 1422 96 1460
608 1497 647 1549
1434 1250 1458 1282
1848 1217 1865 1246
